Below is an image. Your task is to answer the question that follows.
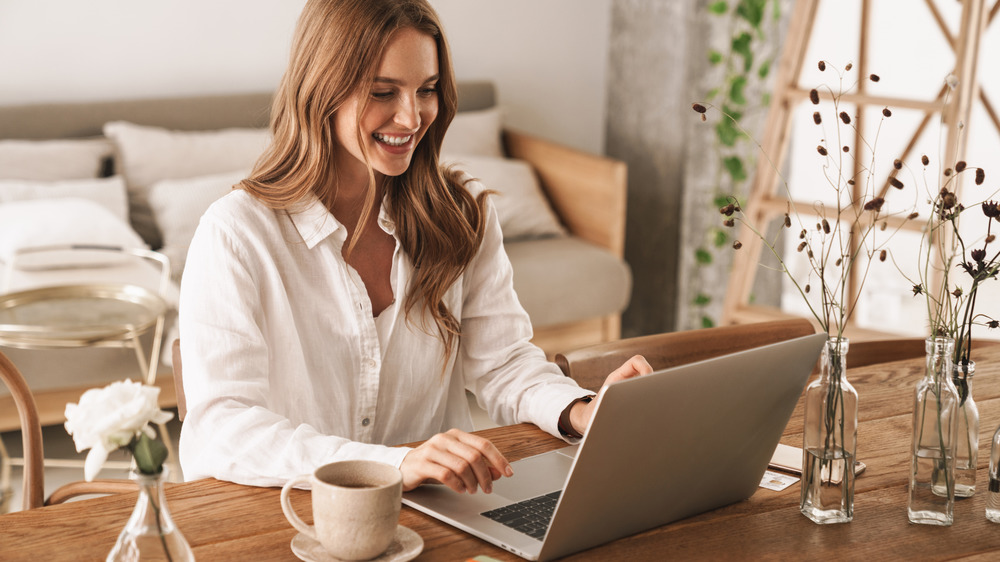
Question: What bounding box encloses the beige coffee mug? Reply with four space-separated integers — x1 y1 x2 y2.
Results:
281 460 403 560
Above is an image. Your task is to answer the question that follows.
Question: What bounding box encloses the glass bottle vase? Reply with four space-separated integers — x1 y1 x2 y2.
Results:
800 337 858 524
953 361 978 498
986 423 1000 522
107 468 195 561
908 337 960 526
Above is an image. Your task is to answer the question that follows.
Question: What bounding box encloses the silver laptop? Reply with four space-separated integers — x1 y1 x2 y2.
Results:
403 332 825 560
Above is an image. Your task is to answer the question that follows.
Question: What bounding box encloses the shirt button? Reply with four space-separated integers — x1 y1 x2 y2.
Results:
361 418 371 427
367 359 377 368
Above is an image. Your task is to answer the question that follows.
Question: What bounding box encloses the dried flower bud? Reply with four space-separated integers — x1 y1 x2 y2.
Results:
893 159 903 170
922 154 930 166
956 161 967 172
692 103 707 114
805 284 811 293
840 111 851 124
847 179 856 186
810 89 820 104
818 61 826 71
720 203 735 216
836 258 843 266
816 222 822 231
945 168 953 176
822 219 830 233
989 234 996 244
908 212 920 220
813 112 822 125
807 249 814 258
953 287 963 298
723 218 735 227
864 197 885 212
972 248 987 262
799 229 806 239
797 241 807 252
976 168 985 185
817 145 828 156
990 320 1000 329
942 191 957 209
784 214 792 228
912 284 923 296
882 107 892 117
700 114 707 122
983 201 1000 218
845 62 853 71
890 177 904 189
732 240 742 250
880 221 887 231
879 249 887 262
870 73 880 82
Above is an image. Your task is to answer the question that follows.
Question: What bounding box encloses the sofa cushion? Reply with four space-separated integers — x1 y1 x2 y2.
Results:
505 236 631 328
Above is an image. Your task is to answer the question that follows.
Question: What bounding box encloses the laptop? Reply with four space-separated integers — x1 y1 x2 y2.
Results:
402 332 826 560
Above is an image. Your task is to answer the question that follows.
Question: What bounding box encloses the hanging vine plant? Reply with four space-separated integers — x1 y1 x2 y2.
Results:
690 0 783 328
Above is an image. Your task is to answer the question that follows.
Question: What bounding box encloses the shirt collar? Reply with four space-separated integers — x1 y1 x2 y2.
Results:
287 192 396 249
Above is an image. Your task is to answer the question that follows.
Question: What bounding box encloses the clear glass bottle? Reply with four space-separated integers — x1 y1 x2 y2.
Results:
908 337 959 526
953 361 978 498
986 424 1000 523
107 468 195 561
800 337 858 524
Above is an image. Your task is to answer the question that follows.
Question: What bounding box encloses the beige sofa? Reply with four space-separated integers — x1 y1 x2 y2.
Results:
0 81 630 430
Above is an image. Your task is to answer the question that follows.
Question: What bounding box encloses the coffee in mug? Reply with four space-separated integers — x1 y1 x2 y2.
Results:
281 460 402 560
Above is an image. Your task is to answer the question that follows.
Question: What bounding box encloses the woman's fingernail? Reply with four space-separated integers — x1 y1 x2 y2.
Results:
505 465 514 477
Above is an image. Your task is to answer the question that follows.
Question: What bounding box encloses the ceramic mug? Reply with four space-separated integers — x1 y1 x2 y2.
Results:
280 460 403 560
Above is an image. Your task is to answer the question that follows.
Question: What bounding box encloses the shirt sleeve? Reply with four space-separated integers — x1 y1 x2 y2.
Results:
177 211 410 487
457 189 595 439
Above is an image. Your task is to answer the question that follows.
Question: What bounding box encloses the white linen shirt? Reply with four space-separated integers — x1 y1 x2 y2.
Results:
177 181 592 487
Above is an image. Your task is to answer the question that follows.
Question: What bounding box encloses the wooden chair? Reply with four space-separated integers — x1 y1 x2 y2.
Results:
172 339 186 421
554 318 816 392
0 349 133 510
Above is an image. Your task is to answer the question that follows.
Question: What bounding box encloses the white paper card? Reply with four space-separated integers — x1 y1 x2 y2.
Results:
759 470 799 491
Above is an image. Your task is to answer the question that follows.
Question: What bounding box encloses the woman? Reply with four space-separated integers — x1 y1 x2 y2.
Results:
177 0 650 494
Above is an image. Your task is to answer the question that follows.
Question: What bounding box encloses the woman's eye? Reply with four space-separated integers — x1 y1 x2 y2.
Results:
418 86 438 97
371 91 394 100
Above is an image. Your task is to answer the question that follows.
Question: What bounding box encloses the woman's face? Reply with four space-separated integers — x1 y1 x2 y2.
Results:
333 27 440 183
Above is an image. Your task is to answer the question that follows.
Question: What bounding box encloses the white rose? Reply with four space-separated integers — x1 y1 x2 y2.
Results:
64 380 174 481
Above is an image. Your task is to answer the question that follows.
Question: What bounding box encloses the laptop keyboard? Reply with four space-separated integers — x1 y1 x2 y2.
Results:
480 490 562 540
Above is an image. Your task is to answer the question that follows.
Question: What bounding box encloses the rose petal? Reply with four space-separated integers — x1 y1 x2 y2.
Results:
84 443 110 482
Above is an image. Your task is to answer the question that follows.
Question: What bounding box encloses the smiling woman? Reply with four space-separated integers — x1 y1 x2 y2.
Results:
177 0 648 498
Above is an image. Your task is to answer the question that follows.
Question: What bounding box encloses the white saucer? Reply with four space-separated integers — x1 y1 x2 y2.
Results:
291 525 423 562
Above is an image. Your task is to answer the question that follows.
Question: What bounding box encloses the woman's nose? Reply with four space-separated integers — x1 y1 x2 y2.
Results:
394 95 420 129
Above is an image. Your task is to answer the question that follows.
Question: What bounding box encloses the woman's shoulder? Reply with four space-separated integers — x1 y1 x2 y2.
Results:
203 189 279 228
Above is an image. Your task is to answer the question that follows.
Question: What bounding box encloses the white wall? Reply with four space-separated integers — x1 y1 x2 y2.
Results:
0 0 611 153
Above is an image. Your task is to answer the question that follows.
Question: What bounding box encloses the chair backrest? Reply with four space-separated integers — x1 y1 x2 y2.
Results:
0 350 45 510
172 339 186 421
554 318 816 392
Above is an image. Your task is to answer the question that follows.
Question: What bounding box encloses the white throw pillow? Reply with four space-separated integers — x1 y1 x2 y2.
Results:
443 155 565 240
0 175 129 224
147 170 245 280
0 138 114 180
441 107 504 158
0 198 148 270
103 121 271 249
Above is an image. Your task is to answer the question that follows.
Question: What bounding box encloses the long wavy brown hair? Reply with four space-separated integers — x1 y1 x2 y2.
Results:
241 0 489 358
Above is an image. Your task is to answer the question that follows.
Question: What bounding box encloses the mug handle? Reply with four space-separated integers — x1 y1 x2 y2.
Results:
281 474 318 541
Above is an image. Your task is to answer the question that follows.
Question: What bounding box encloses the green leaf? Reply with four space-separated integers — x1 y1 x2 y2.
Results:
729 75 748 104
713 228 729 247
713 195 733 209
706 87 720 100
695 248 713 265
131 432 168 475
708 50 723 65
723 156 748 182
758 59 771 79
694 293 712 306
731 32 753 72
715 118 742 147
701 315 716 329
708 1 728 14
736 0 766 27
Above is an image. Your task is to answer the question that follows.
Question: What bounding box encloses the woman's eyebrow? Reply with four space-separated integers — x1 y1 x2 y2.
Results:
373 74 440 85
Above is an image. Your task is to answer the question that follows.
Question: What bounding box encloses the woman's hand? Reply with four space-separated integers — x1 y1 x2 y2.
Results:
399 428 513 494
568 354 653 435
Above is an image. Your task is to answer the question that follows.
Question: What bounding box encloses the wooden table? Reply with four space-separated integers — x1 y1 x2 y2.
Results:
5 344 1000 560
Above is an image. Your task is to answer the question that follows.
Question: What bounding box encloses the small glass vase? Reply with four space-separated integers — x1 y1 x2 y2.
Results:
908 337 960 526
986 423 1000 522
107 468 194 562
953 361 978 498
800 337 858 524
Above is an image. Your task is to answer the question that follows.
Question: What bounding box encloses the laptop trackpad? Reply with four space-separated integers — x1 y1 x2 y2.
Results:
492 446 577 501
